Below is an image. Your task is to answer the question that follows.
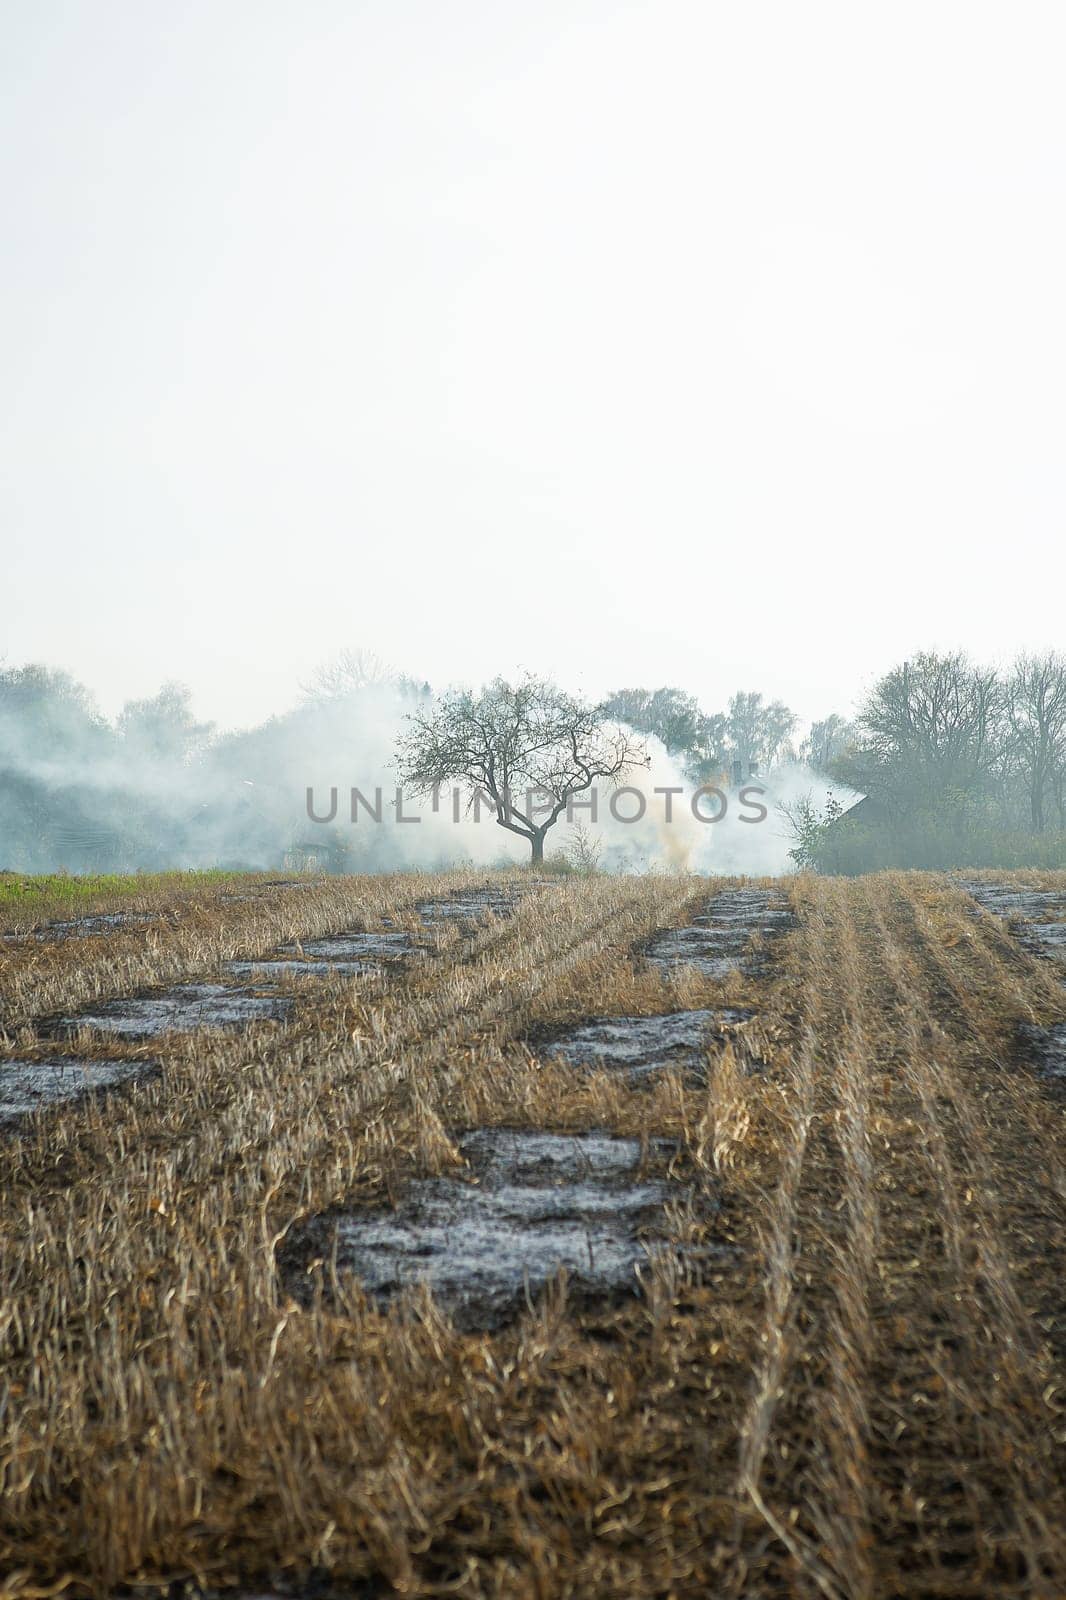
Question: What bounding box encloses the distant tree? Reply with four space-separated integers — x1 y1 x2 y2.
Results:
600 686 727 781
301 648 427 704
1005 651 1066 832
0 665 118 869
801 714 856 774
726 691 797 773
780 791 847 870
600 684 798 780
118 683 214 765
0 663 108 762
601 686 698 754
838 652 1003 819
397 675 648 862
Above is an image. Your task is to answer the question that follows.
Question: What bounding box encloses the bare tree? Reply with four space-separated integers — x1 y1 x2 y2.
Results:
841 652 1003 815
396 676 648 863
301 648 428 705
1006 651 1066 832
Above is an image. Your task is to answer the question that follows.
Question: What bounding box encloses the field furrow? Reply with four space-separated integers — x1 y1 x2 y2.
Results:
1 869 1064 1597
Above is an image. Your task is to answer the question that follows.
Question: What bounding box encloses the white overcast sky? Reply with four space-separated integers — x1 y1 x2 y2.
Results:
2 2 1064 731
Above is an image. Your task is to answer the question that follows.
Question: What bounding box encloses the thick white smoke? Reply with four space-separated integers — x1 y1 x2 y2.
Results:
569 739 860 877
0 668 857 876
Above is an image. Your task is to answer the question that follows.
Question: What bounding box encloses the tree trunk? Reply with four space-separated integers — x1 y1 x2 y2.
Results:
530 830 545 863
1032 785 1045 833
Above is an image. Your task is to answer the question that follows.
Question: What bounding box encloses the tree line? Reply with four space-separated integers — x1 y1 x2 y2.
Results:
1 648 1063 873
601 653 1066 868
794 650 1066 871
0 659 426 873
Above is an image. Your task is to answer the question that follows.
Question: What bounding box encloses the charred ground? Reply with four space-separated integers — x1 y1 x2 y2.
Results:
0 867 1064 1598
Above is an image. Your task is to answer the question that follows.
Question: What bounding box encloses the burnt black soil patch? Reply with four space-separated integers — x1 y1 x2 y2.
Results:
48 984 292 1042
1025 921 1066 958
283 931 415 960
531 1008 754 1086
0 1055 158 1128
282 1129 694 1331
219 880 316 902
1019 1022 1066 1084
415 888 523 929
959 879 1066 960
957 880 1066 919
961 884 1066 1091
644 926 748 977
225 958 381 980
2 912 158 944
226 930 418 982
643 887 793 977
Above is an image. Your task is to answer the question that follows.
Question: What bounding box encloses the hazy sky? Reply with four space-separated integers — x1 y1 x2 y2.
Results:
3 2 1064 731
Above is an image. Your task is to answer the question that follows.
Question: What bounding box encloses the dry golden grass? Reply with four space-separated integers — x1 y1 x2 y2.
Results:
0 868 505 1032
0 868 1064 1597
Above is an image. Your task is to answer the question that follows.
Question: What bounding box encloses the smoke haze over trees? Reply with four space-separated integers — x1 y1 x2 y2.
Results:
599 687 797 782
797 651 1066 871
1 649 1063 875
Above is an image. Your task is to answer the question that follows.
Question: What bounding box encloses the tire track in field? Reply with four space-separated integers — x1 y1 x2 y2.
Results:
725 878 860 1600
725 876 1066 1598
858 884 1066 1595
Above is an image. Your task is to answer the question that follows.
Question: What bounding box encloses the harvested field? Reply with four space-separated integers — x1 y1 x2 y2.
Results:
1 868 1065 1597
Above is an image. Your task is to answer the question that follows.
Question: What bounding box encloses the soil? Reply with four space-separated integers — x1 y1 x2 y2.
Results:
414 888 523 928
49 985 293 1041
959 878 1066 959
224 960 382 980
531 1007 754 1085
1 912 158 943
0 1055 157 1128
643 887 792 975
280 932 416 960
283 1129 694 1332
